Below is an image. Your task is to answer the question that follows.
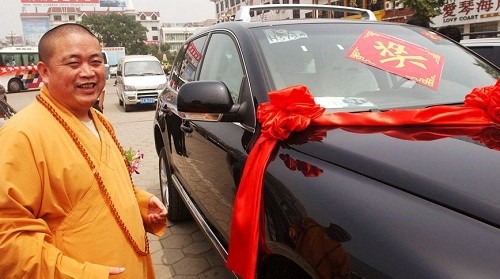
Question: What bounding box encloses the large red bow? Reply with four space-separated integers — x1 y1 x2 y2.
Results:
226 80 500 278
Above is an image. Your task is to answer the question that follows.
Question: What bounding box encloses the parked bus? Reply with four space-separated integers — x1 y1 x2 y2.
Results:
0 47 42 93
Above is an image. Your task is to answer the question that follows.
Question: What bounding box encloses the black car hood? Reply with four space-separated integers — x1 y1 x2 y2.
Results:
286 125 500 228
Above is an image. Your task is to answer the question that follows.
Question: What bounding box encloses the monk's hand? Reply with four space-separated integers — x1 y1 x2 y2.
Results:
147 195 167 224
109 267 125 275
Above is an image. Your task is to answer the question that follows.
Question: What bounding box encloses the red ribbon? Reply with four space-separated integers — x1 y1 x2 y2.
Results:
226 80 500 278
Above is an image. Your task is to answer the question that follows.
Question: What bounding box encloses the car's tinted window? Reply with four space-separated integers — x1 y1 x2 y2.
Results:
199 33 244 103
179 36 207 83
251 22 500 111
170 35 207 90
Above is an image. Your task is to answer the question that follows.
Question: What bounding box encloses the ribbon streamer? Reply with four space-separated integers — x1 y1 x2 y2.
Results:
226 80 500 278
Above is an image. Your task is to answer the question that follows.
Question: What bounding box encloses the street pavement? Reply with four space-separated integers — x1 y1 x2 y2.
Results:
6 79 236 279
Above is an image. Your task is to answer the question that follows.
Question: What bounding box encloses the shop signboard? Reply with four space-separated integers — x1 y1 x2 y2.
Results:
433 0 500 27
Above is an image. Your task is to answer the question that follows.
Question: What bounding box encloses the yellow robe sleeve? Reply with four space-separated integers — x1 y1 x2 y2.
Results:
0 118 109 278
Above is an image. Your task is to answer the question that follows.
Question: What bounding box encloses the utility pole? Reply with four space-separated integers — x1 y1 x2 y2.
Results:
7 31 16 46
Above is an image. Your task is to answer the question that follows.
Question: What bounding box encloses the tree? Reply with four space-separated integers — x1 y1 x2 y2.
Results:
80 13 148 55
394 0 447 24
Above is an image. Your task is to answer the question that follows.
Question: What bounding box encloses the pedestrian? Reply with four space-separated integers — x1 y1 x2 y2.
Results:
0 23 167 278
406 16 430 28
437 25 462 43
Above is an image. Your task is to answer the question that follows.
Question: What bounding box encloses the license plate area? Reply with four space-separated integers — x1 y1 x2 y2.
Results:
140 98 155 104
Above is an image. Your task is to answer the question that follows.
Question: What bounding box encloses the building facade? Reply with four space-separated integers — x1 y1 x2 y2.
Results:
209 0 500 37
160 20 216 53
19 6 161 46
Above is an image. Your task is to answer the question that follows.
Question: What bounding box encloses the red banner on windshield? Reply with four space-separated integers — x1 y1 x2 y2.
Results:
346 30 444 90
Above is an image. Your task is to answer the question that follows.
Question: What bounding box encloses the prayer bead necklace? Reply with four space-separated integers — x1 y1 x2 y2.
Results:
36 94 149 256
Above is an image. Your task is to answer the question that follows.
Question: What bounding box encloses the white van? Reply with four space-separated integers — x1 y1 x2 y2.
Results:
115 55 167 112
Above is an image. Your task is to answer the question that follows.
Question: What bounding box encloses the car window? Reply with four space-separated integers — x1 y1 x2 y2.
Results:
199 33 244 103
124 61 164 76
179 36 207 83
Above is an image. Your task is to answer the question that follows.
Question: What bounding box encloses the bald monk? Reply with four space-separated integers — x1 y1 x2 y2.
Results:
0 23 167 278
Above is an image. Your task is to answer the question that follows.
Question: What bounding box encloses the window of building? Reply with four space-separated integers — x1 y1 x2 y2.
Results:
273 0 280 4
54 15 62 21
230 0 235 6
152 26 158 31
69 15 75 21
152 36 159 41
283 0 289 3
293 0 300 18
140 14 146 20
152 14 157 20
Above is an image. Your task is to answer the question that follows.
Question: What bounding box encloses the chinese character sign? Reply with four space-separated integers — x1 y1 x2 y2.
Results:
347 30 444 90
21 0 99 7
436 0 500 25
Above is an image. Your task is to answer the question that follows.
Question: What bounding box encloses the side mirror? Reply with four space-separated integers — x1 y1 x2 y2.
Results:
178 81 233 113
177 81 234 122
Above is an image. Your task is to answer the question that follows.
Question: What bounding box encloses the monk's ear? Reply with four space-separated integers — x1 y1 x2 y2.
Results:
37 61 50 85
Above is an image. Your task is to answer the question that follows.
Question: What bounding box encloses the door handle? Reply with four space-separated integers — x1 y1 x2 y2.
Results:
180 123 193 134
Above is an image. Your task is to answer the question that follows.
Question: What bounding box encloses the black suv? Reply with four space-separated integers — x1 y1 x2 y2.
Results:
154 4 500 278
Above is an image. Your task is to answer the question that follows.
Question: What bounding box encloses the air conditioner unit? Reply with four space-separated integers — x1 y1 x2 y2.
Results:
395 3 405 9
384 1 394 10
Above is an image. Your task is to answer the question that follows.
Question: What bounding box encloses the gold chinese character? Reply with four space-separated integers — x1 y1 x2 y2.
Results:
374 41 427 69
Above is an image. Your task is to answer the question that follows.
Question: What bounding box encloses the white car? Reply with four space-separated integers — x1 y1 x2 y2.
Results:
461 37 500 68
115 55 167 112
109 65 117 77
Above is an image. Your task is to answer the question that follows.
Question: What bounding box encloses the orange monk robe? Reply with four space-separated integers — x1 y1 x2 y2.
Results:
0 86 165 278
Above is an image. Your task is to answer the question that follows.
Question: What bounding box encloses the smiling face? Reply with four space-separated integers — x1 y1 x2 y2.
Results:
37 29 105 120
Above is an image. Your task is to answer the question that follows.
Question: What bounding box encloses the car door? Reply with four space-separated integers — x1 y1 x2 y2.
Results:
180 32 249 244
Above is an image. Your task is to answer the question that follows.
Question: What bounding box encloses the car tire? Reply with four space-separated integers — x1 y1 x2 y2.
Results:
7 79 23 93
258 255 312 279
159 147 190 221
123 102 131 112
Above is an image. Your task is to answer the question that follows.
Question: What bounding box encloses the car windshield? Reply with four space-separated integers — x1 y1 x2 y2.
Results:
124 61 164 76
251 22 500 111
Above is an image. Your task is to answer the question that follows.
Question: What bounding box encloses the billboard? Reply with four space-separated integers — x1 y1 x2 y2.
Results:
21 0 100 7
22 18 50 46
100 0 126 8
432 0 500 27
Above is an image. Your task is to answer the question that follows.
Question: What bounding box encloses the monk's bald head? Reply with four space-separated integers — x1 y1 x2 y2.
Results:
38 23 98 63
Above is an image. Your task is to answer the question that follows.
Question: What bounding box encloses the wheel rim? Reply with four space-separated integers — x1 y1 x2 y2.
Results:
8 80 21 93
159 155 170 208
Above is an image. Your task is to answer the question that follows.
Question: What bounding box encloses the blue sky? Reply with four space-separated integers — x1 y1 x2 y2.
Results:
0 0 216 39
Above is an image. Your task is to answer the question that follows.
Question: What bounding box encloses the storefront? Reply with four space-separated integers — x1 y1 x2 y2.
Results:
431 0 500 38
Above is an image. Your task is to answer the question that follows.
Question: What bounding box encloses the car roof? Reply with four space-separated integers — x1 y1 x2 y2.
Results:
234 4 377 22
194 3 388 34
195 18 402 37
119 55 159 62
